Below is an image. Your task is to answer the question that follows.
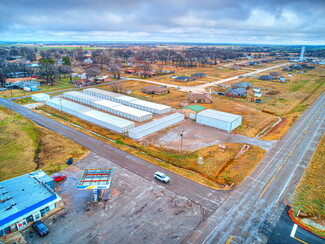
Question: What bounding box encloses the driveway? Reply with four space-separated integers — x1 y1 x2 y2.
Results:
22 152 203 244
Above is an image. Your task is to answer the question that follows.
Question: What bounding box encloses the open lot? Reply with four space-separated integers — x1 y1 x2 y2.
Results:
0 105 88 181
208 64 325 139
22 152 202 244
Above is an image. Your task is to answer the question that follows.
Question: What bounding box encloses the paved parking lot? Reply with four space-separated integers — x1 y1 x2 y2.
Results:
23 152 202 244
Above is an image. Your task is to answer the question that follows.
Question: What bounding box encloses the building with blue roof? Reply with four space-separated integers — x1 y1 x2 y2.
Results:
0 170 61 236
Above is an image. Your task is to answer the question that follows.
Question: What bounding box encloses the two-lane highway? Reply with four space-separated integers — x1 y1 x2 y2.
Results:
183 92 325 244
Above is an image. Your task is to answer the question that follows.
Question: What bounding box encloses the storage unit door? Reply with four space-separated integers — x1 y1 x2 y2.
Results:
189 113 196 120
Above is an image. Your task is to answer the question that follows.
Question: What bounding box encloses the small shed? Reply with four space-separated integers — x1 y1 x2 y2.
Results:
253 87 261 92
196 109 242 132
254 92 263 97
182 105 206 119
31 93 50 102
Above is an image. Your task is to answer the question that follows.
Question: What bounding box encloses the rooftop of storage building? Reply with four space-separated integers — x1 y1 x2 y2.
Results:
47 98 92 113
83 88 124 97
64 91 104 102
130 99 171 110
198 109 242 122
82 110 135 128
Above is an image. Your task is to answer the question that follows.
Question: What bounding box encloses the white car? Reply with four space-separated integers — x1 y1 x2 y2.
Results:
154 171 170 183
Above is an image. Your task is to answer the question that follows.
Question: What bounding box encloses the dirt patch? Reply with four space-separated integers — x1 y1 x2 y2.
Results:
144 120 275 152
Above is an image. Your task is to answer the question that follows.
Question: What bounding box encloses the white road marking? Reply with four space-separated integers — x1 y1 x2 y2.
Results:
290 224 298 238
275 116 325 203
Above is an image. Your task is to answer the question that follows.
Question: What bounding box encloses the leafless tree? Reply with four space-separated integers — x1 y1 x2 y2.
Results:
85 67 101 79
140 61 152 78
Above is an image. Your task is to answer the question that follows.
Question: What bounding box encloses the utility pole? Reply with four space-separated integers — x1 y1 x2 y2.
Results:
180 130 184 155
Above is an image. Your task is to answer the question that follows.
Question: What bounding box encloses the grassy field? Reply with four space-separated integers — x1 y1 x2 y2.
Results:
0 106 88 181
37 105 265 188
0 77 78 100
291 134 325 236
210 65 325 140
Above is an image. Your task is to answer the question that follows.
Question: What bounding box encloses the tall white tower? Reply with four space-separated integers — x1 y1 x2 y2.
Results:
299 46 305 62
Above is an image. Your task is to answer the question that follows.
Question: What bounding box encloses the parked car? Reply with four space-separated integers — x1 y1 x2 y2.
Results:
154 171 170 183
217 84 223 87
52 173 67 182
33 221 49 237
218 92 225 96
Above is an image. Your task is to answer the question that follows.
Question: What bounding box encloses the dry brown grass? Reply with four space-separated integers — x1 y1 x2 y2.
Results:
292 133 325 234
0 106 88 181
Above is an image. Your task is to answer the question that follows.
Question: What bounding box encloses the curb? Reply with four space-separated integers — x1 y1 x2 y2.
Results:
288 208 325 239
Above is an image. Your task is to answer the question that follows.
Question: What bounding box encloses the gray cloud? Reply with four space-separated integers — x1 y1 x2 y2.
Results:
0 0 324 44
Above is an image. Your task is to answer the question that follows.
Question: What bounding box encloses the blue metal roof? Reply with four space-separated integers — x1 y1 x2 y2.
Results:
0 171 59 228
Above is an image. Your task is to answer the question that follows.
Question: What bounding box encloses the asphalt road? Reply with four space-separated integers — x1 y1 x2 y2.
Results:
0 97 229 219
183 92 325 244
267 206 325 244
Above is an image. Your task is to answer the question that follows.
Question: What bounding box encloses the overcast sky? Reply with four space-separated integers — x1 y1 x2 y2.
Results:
1 0 324 44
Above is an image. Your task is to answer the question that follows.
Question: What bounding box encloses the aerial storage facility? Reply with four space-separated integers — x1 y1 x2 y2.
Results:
45 98 135 133
84 88 172 115
196 109 242 132
128 113 184 139
63 91 152 122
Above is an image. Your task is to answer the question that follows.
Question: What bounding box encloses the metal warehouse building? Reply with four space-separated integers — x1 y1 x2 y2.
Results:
128 113 184 139
45 98 135 133
196 109 242 132
0 170 61 237
84 88 172 115
31 93 51 102
63 91 152 122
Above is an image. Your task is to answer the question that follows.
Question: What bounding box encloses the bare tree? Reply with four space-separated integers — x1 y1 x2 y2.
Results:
140 61 152 78
40 62 58 85
110 82 123 93
85 67 101 80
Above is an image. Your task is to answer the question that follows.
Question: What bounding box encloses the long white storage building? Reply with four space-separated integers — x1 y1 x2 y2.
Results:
196 109 242 132
63 91 152 122
45 98 135 133
128 113 184 140
83 88 172 115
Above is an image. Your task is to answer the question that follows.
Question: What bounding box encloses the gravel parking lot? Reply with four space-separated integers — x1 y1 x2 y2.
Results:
23 152 202 244
144 120 275 151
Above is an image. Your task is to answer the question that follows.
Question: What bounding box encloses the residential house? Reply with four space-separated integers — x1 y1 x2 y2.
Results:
174 76 196 83
232 82 252 90
226 88 247 98
191 73 206 78
187 93 212 103
142 85 169 95
259 75 274 81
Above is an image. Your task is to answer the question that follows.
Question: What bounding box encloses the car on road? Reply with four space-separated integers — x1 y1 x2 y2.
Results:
33 221 49 237
217 84 223 87
52 173 67 182
154 171 170 183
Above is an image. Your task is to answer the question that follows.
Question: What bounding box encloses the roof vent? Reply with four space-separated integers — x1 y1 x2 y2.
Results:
6 203 17 211
0 197 12 203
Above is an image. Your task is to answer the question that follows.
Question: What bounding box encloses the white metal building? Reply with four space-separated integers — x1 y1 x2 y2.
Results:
128 99 171 115
31 93 50 102
45 98 135 133
128 113 184 140
196 109 242 132
83 88 172 114
63 91 152 122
